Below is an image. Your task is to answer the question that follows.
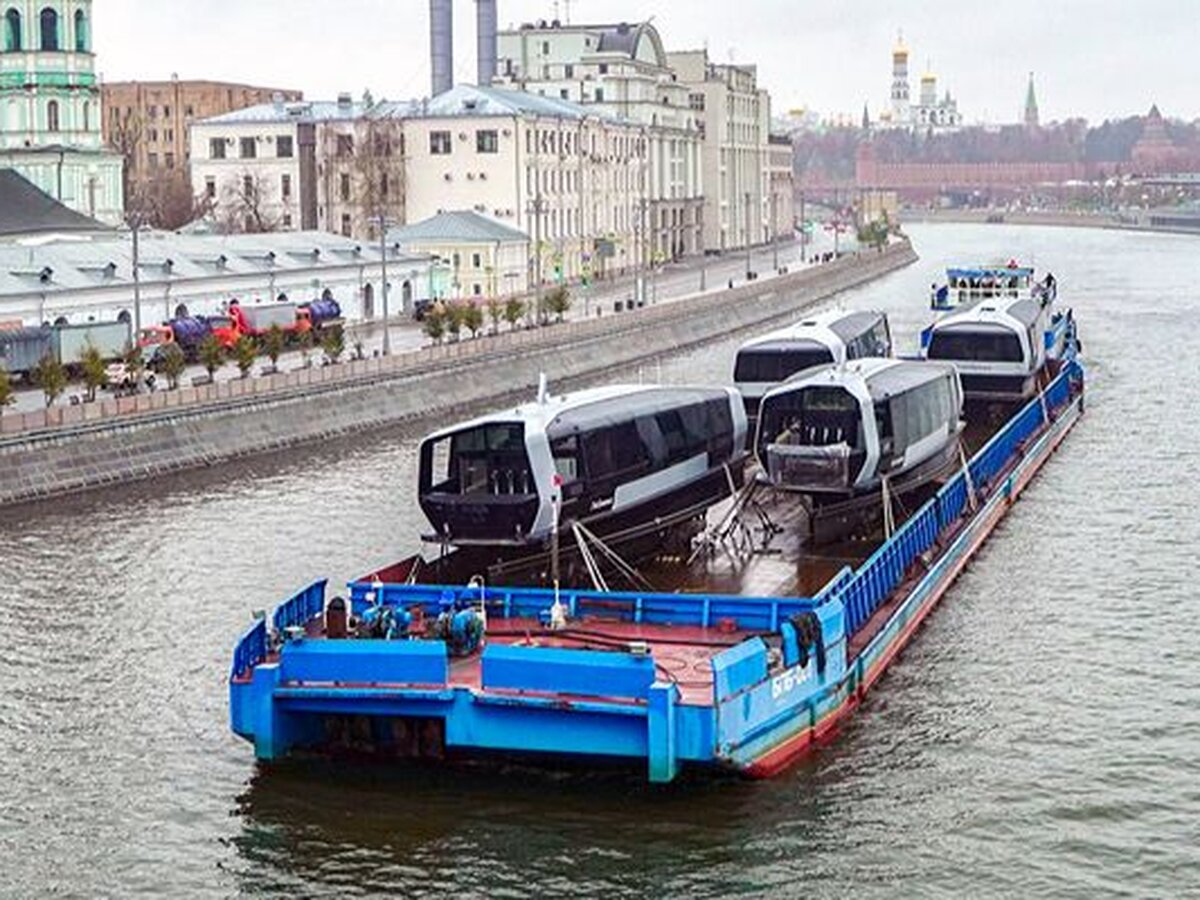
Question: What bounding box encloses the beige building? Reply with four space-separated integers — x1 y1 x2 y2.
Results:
388 209 529 300
188 95 408 238
768 134 795 242
404 85 645 287
495 20 704 260
101 79 302 189
666 50 771 252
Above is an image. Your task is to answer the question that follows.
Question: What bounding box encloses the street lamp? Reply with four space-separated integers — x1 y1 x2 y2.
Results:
369 215 398 355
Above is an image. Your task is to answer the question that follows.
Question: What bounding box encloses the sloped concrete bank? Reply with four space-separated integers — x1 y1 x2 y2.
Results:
0 242 916 507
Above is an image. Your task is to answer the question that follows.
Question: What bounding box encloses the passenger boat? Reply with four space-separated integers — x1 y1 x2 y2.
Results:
754 358 963 542
733 309 891 423
415 382 747 578
922 293 1053 403
229 356 1085 783
928 263 1053 312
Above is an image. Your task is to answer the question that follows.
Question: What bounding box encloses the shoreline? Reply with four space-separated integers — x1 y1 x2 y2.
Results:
0 241 917 508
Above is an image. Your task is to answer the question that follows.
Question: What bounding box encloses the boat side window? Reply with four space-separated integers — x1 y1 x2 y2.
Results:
551 435 579 483
875 401 894 457
583 421 647 482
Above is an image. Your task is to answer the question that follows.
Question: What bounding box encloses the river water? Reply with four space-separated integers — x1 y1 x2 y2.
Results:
2 223 1198 898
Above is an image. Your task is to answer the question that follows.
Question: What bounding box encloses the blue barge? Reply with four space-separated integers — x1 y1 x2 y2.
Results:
230 359 1084 783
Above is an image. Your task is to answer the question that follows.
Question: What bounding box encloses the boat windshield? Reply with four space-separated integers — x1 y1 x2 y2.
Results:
927 327 1023 363
422 423 532 496
734 347 834 383
759 386 861 453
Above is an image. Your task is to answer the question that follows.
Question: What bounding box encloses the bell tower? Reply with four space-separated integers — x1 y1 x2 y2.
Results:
890 32 910 126
0 0 123 222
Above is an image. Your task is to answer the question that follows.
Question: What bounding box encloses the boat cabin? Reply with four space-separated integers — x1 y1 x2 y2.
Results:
930 265 1041 311
924 293 1051 401
418 384 748 546
755 359 962 496
733 309 892 421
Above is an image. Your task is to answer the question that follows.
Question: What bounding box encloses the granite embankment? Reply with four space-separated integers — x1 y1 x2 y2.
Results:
0 241 916 507
901 208 1200 236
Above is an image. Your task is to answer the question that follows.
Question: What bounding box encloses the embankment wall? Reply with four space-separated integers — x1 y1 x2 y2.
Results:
0 242 916 507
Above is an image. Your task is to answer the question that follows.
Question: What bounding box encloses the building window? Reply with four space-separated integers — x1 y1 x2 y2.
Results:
165 129 173 143
239 137 256 159
541 40 549 55
430 130 451 155
476 129 498 153
281 173 291 199
46 99 59 132
147 152 158 169
598 63 608 75
82 100 89 132
209 137 226 159
276 134 293 157
165 152 175 169
243 174 253 197
472 252 482 269
39 6 57 51
560 88 568 100
564 63 574 78
689 92 705 111
336 134 354 157
163 105 170 118
595 88 604 102
148 128 158 142
340 172 351 201
4 8 21 51
472 283 482 296
380 172 389 197
340 213 351 236
73 9 87 51
282 213 292 228
185 105 194 117
147 105 157 120
205 177 216 199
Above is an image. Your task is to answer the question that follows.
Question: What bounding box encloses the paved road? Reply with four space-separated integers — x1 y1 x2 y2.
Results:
6 233 843 415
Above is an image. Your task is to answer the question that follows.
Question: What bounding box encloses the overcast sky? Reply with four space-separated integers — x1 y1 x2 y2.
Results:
96 0 1198 125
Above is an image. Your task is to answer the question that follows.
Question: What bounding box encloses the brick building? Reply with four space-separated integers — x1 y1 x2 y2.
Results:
101 78 302 191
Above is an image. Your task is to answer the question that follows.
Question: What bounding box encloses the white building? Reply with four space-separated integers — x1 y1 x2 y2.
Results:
0 0 123 223
0 229 439 327
388 209 529 300
767 135 795 243
665 49 771 252
495 20 704 260
404 84 645 287
189 94 410 239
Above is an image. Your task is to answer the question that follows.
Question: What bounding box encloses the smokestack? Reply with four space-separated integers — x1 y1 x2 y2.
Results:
476 0 498 87
430 0 453 96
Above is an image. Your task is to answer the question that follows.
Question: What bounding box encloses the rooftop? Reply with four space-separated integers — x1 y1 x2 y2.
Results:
0 230 429 299
198 97 415 126
421 84 618 122
0 170 112 240
388 210 529 246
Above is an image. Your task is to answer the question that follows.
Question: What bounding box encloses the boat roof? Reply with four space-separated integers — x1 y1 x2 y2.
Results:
934 295 1042 330
738 308 884 352
946 266 1035 279
768 357 954 403
421 383 734 442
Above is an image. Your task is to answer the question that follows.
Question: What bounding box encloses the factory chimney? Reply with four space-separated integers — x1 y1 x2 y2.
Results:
476 0 498 86
430 0 453 96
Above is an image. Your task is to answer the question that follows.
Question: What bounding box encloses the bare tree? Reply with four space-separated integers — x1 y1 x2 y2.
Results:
218 171 281 234
128 170 207 231
321 101 406 239
108 108 144 209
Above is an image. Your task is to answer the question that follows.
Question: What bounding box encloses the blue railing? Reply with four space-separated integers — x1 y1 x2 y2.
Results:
272 579 328 633
349 580 819 633
830 360 1080 637
231 617 267 680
